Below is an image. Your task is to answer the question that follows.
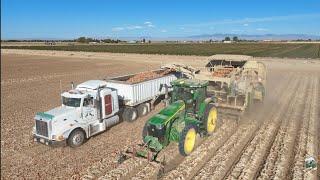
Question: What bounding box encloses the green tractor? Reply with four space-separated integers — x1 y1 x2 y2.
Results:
137 79 219 160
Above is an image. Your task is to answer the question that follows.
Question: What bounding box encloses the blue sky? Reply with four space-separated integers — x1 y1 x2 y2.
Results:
1 0 320 39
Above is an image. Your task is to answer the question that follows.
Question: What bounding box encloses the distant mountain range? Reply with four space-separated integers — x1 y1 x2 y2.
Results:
183 34 320 41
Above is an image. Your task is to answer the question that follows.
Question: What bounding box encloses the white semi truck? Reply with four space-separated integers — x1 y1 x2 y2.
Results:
33 69 181 147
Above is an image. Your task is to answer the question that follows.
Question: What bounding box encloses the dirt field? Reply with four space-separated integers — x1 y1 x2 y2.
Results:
1 49 319 179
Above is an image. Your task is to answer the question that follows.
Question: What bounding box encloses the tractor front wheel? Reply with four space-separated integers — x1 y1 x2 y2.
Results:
179 124 197 156
204 104 219 135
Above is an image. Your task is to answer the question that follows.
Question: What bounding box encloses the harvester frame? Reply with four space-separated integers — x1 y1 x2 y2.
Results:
195 54 266 118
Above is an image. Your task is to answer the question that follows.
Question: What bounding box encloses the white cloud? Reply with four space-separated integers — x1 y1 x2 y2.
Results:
256 28 268 31
243 23 249 26
112 27 124 32
112 21 156 32
127 25 143 30
144 21 155 28
161 29 167 33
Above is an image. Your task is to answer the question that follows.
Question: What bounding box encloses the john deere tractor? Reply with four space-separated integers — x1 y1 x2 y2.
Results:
138 79 219 160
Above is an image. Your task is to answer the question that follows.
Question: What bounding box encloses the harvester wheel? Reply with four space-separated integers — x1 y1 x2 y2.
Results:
179 124 197 156
137 103 149 117
204 104 219 135
122 107 138 122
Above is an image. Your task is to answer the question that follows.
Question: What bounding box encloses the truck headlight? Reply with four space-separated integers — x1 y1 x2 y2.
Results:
57 135 64 141
52 135 64 141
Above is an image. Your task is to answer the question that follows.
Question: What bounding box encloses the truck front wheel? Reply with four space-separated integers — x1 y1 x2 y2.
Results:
68 129 85 148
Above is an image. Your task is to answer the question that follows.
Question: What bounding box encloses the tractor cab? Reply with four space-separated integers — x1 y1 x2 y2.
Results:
170 79 209 116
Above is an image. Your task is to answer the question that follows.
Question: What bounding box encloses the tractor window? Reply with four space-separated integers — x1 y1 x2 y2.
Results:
173 87 192 102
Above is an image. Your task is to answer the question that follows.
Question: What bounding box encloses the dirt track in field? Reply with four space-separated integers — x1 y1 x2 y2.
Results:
1 49 319 179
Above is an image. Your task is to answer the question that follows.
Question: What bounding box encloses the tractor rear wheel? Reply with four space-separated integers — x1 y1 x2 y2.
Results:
179 124 197 156
204 104 219 135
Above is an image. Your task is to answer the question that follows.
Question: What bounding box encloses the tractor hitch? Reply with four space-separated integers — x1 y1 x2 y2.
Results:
117 137 164 164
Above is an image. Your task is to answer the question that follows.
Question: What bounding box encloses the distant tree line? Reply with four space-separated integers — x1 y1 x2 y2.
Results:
1 39 75 42
1 37 126 43
75 37 126 43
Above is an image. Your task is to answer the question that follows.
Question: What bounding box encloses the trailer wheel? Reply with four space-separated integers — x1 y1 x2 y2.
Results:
204 104 219 135
137 103 149 117
68 129 85 148
179 124 197 156
122 107 138 122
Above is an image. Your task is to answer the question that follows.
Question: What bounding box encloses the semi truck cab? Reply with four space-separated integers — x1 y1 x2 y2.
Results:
33 80 120 147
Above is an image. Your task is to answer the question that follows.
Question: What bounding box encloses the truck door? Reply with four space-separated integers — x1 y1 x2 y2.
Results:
82 96 97 122
100 89 118 119
104 95 112 115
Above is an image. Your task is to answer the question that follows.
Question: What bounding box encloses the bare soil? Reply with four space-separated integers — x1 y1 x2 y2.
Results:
1 49 319 179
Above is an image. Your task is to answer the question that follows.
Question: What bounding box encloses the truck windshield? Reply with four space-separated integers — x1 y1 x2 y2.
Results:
62 97 81 107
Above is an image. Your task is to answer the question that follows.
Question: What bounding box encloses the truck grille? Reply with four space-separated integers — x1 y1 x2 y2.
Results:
36 120 48 137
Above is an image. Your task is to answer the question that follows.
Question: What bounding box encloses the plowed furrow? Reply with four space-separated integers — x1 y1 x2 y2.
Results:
194 122 256 180
161 121 237 180
195 75 302 180
291 76 317 179
223 75 302 179
257 76 310 179
302 76 319 180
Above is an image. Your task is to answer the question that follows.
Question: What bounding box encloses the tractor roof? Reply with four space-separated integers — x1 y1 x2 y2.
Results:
171 79 208 88
149 100 185 125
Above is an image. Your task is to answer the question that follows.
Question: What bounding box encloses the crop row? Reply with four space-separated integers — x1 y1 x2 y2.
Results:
2 43 320 58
